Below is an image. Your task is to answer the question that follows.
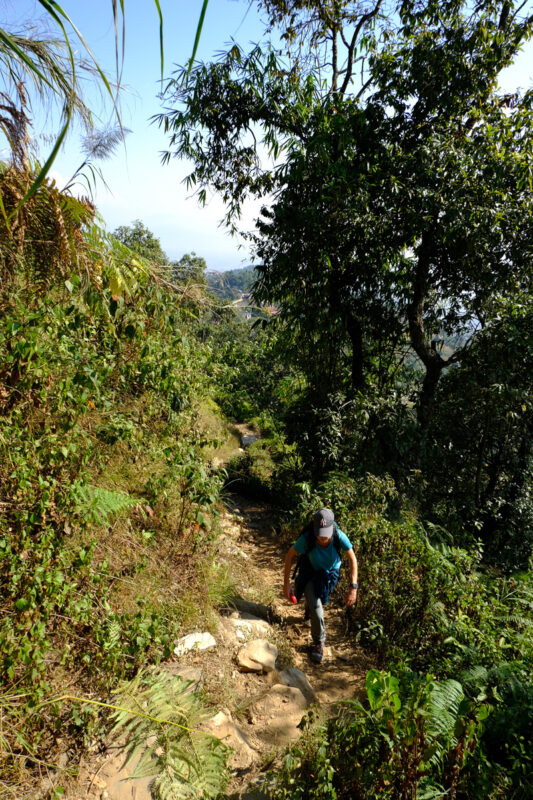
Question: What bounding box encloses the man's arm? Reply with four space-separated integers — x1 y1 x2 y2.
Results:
283 545 298 601
344 548 358 607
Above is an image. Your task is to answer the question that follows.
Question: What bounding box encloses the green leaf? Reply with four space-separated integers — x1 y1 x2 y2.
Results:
187 0 209 78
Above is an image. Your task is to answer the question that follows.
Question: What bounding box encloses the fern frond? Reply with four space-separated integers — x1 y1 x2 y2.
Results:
74 483 139 524
111 668 230 800
427 679 464 742
494 613 533 628
459 665 488 690
417 779 448 800
103 619 121 651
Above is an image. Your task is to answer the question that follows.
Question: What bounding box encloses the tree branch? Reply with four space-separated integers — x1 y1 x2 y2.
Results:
339 0 384 96
332 23 338 92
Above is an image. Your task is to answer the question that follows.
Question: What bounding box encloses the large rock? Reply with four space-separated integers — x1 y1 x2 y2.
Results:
237 639 278 673
201 711 258 771
228 614 271 641
252 685 309 746
241 434 259 447
82 745 153 800
279 668 317 704
173 631 216 656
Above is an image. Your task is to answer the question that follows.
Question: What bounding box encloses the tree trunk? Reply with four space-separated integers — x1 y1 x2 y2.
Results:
346 312 365 392
407 230 445 427
418 358 443 427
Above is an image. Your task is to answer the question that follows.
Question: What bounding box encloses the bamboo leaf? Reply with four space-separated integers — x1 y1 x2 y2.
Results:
37 0 120 110
188 0 209 78
153 0 165 83
0 28 52 87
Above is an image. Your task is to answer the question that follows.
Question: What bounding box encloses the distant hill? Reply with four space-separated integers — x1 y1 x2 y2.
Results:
206 265 256 301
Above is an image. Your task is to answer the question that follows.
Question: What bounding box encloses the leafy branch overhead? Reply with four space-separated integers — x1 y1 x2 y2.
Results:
0 0 210 206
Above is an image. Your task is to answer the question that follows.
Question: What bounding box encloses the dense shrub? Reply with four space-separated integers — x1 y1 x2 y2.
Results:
421 305 533 570
0 200 224 783
270 666 533 800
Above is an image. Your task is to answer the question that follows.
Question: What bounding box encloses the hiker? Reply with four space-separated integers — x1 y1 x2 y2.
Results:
283 507 358 664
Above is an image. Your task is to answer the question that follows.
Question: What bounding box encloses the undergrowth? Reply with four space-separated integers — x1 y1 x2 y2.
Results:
0 175 229 795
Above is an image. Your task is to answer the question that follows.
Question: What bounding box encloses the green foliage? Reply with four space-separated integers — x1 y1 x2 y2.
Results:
0 180 225 786
267 712 337 800
145 438 224 546
421 302 533 568
172 252 207 286
74 484 140 526
113 219 169 264
270 669 488 800
205 265 256 301
158 0 533 569
205 314 298 423
225 434 301 505
111 668 230 800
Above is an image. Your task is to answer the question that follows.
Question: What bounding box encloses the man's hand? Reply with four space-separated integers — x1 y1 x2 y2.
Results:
345 587 357 607
283 546 298 602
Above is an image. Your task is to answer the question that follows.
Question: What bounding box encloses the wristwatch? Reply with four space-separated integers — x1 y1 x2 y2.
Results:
350 582 359 589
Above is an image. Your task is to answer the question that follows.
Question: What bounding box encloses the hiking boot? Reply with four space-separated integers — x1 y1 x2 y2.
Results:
310 641 324 664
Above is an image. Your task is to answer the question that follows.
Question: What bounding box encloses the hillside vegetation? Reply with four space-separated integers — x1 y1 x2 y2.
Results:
206 266 256 301
0 164 532 800
1 1 533 798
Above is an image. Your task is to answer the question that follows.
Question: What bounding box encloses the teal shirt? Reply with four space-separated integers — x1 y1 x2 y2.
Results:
293 524 352 571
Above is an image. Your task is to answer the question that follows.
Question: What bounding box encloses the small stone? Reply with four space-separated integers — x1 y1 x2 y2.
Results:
173 631 216 656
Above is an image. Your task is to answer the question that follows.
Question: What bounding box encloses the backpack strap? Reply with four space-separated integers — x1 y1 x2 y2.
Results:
332 524 343 557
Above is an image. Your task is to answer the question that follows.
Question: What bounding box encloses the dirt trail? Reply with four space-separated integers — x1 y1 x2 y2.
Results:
221 492 373 713
70 458 373 799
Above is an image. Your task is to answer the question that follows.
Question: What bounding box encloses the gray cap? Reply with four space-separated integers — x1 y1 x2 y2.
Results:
314 508 334 539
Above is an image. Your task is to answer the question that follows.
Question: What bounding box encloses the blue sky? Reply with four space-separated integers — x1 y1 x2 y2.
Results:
3 1 533 271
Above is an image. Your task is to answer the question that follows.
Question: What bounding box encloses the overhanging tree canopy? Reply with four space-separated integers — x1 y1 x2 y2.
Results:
158 0 533 422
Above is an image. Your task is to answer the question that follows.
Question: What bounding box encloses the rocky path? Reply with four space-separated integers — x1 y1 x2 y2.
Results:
222 494 373 713
72 492 372 800
211 493 374 799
